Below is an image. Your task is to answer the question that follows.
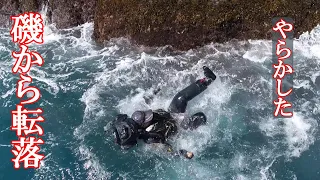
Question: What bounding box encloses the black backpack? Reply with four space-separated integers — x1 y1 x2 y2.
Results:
148 109 178 138
113 114 139 149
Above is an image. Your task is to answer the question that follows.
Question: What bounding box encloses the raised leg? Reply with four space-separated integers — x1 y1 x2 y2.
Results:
168 66 216 113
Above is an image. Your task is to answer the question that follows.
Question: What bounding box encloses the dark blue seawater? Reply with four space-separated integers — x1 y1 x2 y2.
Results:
0 20 319 180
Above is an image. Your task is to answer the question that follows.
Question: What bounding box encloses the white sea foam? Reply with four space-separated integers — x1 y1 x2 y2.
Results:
1 87 15 99
260 112 317 158
284 113 317 157
243 40 272 63
78 145 111 180
78 33 319 179
5 7 316 179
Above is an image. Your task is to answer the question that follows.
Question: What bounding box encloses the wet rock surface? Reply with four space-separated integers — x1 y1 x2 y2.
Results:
1 0 320 50
93 0 320 50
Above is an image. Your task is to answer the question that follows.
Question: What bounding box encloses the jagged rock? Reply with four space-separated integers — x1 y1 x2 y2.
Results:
0 0 95 29
1 0 320 51
93 0 320 50
0 0 20 27
293 87 315 100
0 0 43 27
48 0 96 28
18 0 41 12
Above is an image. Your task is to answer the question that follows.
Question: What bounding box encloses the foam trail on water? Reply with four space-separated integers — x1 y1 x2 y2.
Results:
284 113 317 157
1 9 317 179
78 145 112 180
39 5 62 43
243 40 272 63
78 34 319 179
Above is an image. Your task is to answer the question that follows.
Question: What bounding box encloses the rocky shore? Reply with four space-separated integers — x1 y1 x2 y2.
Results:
1 0 320 50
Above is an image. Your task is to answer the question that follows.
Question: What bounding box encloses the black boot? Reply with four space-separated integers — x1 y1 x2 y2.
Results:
203 66 216 81
201 66 217 86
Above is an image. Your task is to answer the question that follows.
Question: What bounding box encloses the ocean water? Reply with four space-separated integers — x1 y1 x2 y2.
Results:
0 14 320 180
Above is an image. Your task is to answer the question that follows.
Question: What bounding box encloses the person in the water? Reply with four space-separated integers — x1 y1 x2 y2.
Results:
111 66 217 158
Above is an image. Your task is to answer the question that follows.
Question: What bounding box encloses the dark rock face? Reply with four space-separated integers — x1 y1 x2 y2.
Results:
0 0 20 27
19 0 41 12
0 0 95 29
1 0 320 50
93 0 320 50
48 0 96 28
0 0 44 27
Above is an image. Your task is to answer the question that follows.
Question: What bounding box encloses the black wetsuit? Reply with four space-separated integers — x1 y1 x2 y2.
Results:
134 79 211 144
168 78 210 113
113 66 216 149
137 109 177 144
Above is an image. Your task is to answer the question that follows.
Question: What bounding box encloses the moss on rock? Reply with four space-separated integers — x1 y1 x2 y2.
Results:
2 0 320 50
93 0 320 50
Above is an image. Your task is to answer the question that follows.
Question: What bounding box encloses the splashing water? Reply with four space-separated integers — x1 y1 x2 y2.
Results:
0 11 319 180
